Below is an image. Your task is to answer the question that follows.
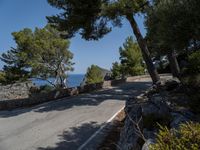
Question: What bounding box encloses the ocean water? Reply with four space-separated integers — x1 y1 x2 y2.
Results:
32 74 85 88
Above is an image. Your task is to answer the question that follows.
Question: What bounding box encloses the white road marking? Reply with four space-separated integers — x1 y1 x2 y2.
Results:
78 106 125 150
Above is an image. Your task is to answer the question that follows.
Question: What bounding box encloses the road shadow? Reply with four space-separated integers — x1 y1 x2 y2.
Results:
37 121 103 150
0 81 152 118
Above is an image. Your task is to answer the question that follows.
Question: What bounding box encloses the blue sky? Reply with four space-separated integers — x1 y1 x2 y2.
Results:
0 0 146 74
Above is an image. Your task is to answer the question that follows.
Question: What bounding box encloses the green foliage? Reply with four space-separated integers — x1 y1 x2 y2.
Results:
111 62 122 79
47 0 160 84
188 51 200 74
1 66 29 85
1 25 74 87
1 30 31 84
0 71 6 84
146 0 200 54
119 37 145 76
47 0 148 40
85 65 103 84
150 122 200 150
111 37 145 78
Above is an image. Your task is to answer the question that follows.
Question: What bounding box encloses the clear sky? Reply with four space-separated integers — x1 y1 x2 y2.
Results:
0 0 146 74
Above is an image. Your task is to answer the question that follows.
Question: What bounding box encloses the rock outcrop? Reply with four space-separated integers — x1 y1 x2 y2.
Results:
118 78 196 150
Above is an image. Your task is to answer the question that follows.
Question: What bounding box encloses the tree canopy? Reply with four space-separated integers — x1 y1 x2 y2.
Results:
111 62 122 79
47 0 160 84
47 0 148 40
85 65 104 84
1 25 74 87
145 0 200 54
119 36 145 76
111 36 145 79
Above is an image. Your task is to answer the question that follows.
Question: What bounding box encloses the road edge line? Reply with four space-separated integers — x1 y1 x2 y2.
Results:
77 106 125 150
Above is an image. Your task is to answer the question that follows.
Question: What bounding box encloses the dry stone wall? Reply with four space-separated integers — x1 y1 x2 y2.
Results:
0 82 34 101
0 79 126 110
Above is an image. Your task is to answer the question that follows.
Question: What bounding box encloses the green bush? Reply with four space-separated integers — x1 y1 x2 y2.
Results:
188 51 200 74
85 65 104 84
0 72 6 84
150 122 200 150
111 62 122 79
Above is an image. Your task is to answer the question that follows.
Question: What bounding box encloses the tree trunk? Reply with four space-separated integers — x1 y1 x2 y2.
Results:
167 51 180 78
126 15 160 84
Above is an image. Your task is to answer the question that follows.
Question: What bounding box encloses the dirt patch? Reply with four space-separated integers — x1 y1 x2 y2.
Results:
97 109 125 150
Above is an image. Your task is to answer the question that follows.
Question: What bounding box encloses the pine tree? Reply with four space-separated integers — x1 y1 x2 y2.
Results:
85 65 103 84
47 0 160 84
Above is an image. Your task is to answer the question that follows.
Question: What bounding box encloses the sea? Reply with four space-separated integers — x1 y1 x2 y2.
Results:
32 74 85 88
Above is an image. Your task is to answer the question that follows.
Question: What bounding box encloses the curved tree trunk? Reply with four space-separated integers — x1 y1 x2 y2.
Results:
167 51 180 78
126 15 160 84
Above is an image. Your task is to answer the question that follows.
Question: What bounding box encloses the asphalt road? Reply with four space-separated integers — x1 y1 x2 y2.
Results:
0 78 152 150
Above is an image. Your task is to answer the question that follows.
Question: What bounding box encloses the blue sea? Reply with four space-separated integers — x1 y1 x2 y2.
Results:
32 74 85 88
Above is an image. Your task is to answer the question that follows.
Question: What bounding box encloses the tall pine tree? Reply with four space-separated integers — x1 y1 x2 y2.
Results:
47 0 160 84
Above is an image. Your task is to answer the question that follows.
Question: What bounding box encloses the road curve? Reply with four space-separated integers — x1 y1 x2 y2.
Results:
0 78 152 150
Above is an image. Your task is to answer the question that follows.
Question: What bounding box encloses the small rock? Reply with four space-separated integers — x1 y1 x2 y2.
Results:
142 139 155 150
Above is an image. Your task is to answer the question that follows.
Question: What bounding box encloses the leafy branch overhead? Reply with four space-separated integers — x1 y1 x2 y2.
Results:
47 0 149 40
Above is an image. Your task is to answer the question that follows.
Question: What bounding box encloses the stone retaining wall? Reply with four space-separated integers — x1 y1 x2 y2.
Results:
0 78 126 111
0 82 34 101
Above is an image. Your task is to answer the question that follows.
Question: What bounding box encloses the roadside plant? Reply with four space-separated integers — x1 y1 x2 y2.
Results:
111 62 122 79
85 65 104 84
150 122 200 150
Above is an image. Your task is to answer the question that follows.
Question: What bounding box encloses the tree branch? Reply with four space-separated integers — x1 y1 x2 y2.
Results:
32 77 56 88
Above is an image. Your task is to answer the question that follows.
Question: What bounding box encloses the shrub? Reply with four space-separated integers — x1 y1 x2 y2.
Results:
111 62 122 79
85 65 104 84
150 122 200 150
0 71 6 84
188 51 200 74
130 65 145 76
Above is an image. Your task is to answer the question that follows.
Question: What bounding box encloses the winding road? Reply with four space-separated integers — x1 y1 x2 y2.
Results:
0 77 152 150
